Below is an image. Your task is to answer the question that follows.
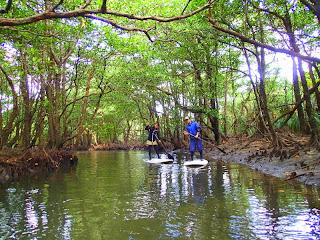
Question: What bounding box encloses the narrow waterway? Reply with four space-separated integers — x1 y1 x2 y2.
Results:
0 151 320 239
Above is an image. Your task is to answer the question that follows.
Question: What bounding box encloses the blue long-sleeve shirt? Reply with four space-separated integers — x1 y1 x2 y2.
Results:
185 121 201 139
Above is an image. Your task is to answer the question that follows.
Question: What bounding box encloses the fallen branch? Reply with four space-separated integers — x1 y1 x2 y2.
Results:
285 171 313 181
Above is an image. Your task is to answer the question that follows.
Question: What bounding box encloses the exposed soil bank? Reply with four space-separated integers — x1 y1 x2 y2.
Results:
204 136 320 188
0 148 78 183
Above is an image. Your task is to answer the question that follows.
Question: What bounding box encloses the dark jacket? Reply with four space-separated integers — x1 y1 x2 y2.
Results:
145 125 160 142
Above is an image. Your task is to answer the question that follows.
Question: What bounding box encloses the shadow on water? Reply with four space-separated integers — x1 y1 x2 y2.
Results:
0 150 319 239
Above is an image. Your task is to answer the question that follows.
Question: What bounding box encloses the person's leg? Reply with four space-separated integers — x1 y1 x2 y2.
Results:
190 151 194 160
148 145 152 159
197 139 204 160
190 139 196 160
154 145 160 158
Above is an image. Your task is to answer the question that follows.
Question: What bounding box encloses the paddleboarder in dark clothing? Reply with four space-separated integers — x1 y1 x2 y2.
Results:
145 122 161 160
183 116 204 160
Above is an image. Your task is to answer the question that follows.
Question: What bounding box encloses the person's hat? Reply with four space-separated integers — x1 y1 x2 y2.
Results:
184 116 190 120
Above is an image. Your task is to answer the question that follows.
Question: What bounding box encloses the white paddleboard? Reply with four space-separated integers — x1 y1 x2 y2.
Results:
184 159 208 167
146 158 173 164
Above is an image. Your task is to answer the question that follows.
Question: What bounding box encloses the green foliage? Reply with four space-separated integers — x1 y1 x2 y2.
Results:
0 0 319 148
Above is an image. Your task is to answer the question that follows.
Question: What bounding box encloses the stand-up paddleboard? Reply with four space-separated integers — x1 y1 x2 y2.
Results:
146 158 173 164
184 159 208 167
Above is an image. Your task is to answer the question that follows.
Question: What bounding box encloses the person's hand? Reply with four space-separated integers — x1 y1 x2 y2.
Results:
183 131 189 136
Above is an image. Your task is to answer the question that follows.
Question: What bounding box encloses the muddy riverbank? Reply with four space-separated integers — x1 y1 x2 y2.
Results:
205 136 320 187
0 148 78 183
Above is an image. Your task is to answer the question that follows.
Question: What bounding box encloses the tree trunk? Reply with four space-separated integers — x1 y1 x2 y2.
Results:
283 10 319 145
223 71 229 136
256 50 280 146
20 50 33 148
33 79 46 148
0 83 3 142
209 98 220 143
298 58 319 146
208 50 221 143
46 71 61 148
75 66 95 148
257 11 281 147
243 48 266 135
309 63 320 110
281 10 310 133
292 57 309 133
61 62 69 142
0 64 19 149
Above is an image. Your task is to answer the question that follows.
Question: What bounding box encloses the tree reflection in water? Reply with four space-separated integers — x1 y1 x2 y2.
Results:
0 151 319 239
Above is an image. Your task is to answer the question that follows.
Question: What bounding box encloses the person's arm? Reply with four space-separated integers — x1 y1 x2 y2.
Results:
145 122 150 130
156 131 161 142
183 126 189 136
194 122 201 138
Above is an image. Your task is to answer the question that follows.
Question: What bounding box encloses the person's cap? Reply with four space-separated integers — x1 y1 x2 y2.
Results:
184 116 190 120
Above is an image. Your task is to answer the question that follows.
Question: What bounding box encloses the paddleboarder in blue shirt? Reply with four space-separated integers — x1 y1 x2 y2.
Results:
183 116 203 160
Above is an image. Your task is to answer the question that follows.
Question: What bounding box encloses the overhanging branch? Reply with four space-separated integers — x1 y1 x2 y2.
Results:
0 1 213 26
207 18 320 63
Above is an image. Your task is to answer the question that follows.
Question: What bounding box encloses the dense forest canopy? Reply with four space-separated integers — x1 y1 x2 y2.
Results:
0 0 320 150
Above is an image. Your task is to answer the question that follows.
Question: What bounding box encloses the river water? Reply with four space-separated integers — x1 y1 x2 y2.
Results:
0 151 319 239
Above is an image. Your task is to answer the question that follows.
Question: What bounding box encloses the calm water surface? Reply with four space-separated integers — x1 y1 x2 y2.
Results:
0 151 320 239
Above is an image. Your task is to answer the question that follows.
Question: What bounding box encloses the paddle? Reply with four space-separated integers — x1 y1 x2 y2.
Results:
154 135 174 160
187 133 227 154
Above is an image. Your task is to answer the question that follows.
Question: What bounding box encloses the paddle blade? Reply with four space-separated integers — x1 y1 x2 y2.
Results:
168 153 174 160
216 146 226 154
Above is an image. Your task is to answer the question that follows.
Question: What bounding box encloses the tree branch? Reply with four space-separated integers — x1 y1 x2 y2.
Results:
145 83 208 115
0 1 213 26
81 0 93 9
84 14 154 34
50 47 60 65
181 0 192 15
252 3 285 21
0 64 18 98
273 79 320 125
207 18 320 63
101 0 107 13
0 0 12 14
52 0 64 11
299 0 320 23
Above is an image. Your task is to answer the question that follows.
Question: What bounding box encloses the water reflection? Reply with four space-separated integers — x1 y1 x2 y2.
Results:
0 151 319 239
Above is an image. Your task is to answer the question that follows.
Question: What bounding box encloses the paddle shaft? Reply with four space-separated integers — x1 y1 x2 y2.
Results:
187 133 226 154
154 134 174 159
